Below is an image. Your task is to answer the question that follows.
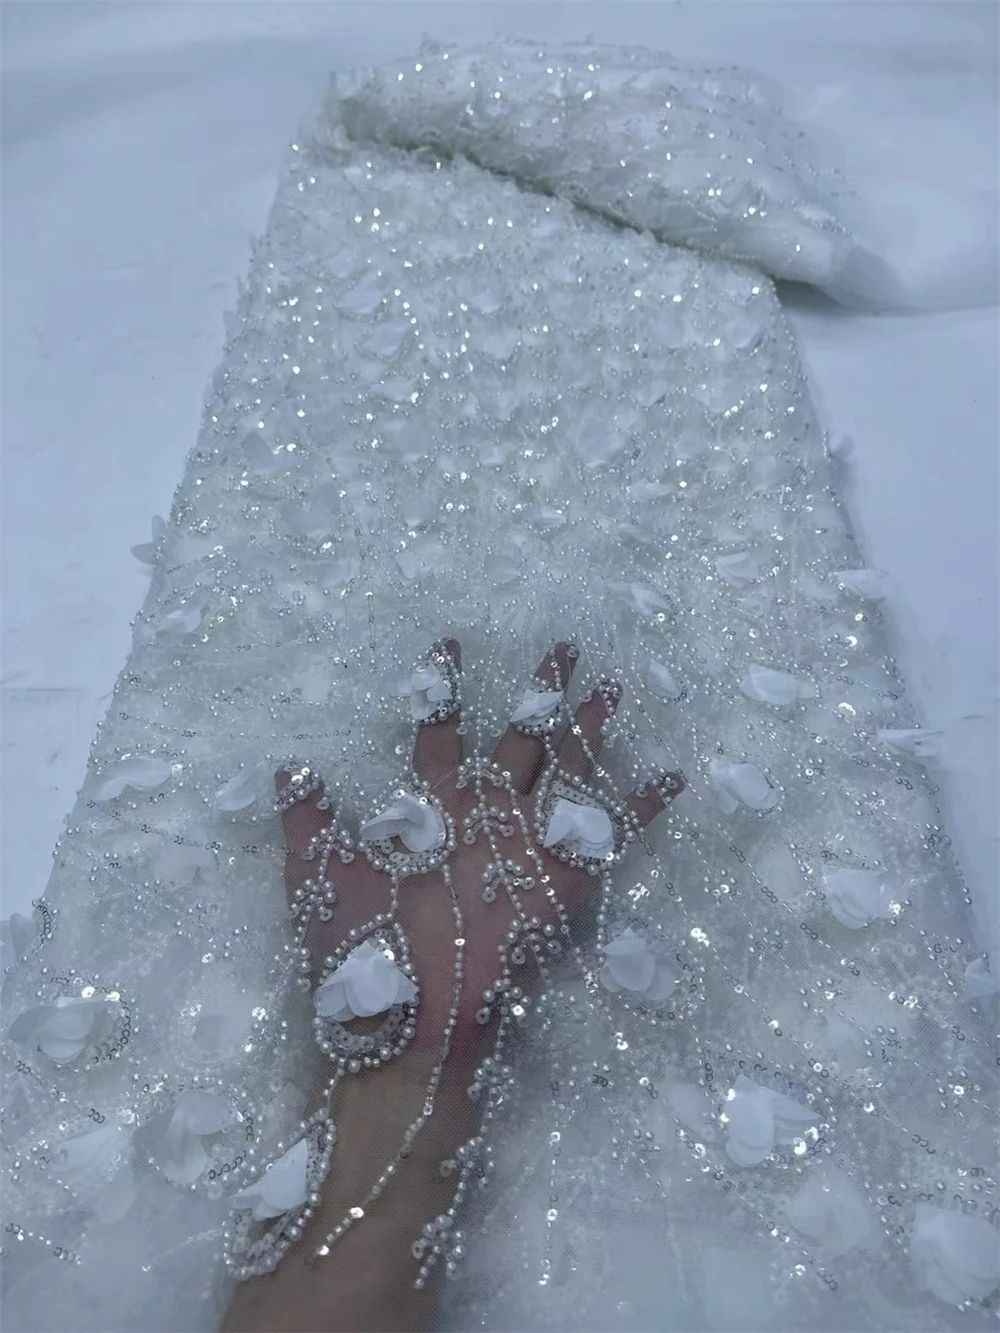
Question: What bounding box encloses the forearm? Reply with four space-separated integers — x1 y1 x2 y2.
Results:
222 1059 478 1333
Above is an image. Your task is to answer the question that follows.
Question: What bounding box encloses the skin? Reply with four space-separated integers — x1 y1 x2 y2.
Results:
223 640 681 1333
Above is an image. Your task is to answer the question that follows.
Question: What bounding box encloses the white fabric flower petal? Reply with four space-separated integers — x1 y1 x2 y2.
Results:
485 548 522 586
148 1091 233 1186
647 955 683 1001
660 1081 721 1142
9 996 110 1065
1 912 35 972
709 760 779 814
623 583 671 617
55 1123 122 1182
44 1035 93 1063
785 1166 879 1257
510 688 563 723
406 665 454 720
54 1122 136 1224
724 1077 818 1167
965 955 998 1000
755 844 806 904
833 568 889 601
600 930 656 993
531 505 568 531
823 868 894 929
911 1205 999 1305
232 1137 310 1222
819 1013 869 1070
94 756 172 803
314 940 418 1021
175 1090 233 1137
395 539 446 580
627 481 672 501
716 551 762 587
130 515 166 564
213 764 274 814
542 798 615 859
647 659 681 700
283 483 342 541
160 1119 210 1187
724 1082 776 1167
156 603 203 639
769 1089 822 1139
361 319 411 360
600 929 681 1002
1 912 36 1008
878 728 943 762
749 454 794 490
94 1163 138 1225
324 558 360 592
242 432 287 476
740 665 816 706
360 792 445 853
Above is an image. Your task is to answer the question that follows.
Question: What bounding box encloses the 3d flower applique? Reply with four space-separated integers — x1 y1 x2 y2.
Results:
142 1090 234 1186
406 664 454 721
1 912 36 1006
832 568 889 601
965 954 998 1001
599 929 681 1002
213 762 275 815
822 868 895 929
721 1075 819 1167
130 515 166 565
542 798 615 860
242 431 293 477
360 792 446 854
313 940 418 1022
878 728 943 763
510 688 564 724
658 1081 721 1142
155 601 204 640
910 1204 999 1305
716 551 762 587
647 659 682 700
785 1165 880 1256
93 756 172 802
232 1137 311 1222
8 995 113 1066
53 1121 137 1224
622 583 671 617
709 760 779 814
740 665 816 706
282 482 343 542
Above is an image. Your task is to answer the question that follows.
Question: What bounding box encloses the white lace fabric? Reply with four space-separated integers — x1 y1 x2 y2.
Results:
1 42 996 1332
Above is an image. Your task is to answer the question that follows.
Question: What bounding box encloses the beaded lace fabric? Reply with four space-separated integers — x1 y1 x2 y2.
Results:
2 42 997 1333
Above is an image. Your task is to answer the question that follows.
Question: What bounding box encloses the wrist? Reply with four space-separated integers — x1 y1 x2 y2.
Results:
301 1050 478 1218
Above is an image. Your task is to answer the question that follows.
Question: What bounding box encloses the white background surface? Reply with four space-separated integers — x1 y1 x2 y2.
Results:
2 2 997 949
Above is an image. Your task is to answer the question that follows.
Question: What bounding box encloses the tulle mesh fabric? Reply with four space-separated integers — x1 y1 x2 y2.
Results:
1 41 996 1332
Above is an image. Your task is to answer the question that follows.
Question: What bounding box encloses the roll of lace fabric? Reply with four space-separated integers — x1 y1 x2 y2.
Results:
2 41 996 1332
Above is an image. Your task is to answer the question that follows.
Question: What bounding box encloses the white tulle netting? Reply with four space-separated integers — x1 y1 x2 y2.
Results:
1 41 996 1333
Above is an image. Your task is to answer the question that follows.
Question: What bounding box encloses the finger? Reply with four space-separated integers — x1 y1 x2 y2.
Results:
276 768 332 909
625 771 685 830
412 638 463 790
492 641 577 793
554 678 621 780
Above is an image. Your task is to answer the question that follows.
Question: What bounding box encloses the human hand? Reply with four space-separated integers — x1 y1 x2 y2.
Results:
223 640 685 1324
277 639 684 1084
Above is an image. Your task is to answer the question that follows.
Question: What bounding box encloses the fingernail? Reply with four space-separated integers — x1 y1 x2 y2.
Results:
657 771 685 799
596 678 623 704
